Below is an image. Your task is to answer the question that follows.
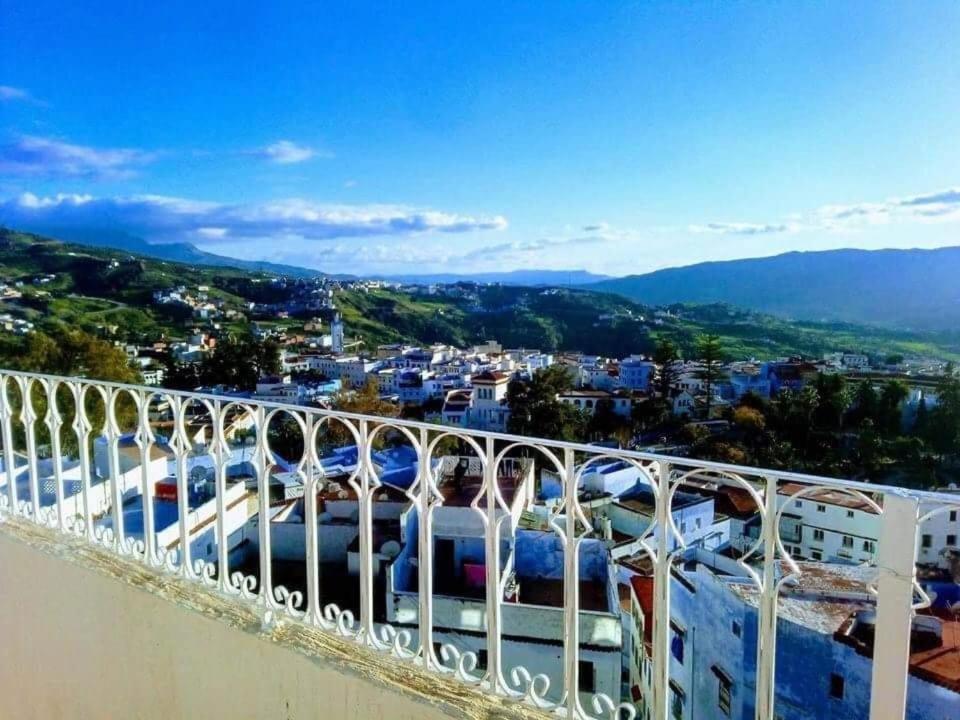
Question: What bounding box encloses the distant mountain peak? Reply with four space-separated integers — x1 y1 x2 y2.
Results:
588 245 960 331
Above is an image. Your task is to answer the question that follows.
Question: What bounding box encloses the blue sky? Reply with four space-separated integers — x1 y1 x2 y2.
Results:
1 1 958 276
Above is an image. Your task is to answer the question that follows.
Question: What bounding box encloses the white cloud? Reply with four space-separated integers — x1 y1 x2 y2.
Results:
693 186 960 236
0 86 33 102
0 136 156 179
0 192 508 245
688 222 792 236
256 140 326 164
460 232 612 265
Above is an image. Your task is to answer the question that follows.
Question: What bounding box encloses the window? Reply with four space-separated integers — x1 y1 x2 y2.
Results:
731 621 741 638
811 550 823 561
922 534 932 549
948 535 957 547
718 677 732 716
842 535 853 548
476 649 488 671
680 522 687 534
863 540 875 553
578 660 595 693
830 673 844 700
846 510 854 518
950 510 957 522
812 529 825 543
670 682 685 720
816 504 826 513
670 623 685 664
795 500 803 508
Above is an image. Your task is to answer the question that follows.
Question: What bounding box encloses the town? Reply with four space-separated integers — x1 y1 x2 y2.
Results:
2 274 958 719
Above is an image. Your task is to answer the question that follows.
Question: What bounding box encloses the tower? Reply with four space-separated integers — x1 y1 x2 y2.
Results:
331 312 344 354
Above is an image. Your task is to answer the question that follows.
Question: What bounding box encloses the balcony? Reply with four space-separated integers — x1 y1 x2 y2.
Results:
0 369 958 720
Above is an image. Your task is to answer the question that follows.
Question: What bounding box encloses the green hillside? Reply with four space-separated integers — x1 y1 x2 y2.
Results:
1 228 958 363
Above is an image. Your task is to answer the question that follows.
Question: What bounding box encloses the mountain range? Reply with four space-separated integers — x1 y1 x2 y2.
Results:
0 224 325 279
587 247 960 331
3 220 958 330
0 223 609 286
373 269 609 286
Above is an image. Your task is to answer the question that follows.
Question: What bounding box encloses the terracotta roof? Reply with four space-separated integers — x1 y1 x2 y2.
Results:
472 370 511 383
779 482 880 514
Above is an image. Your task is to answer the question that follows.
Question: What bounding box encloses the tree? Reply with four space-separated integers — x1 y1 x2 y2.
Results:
849 381 879 428
653 338 679 400
812 373 850 432
588 396 629 441
323 378 401 449
733 405 766 433
878 380 909 437
5 330 141 456
926 374 960 460
694 334 727 419
506 365 587 441
913 396 929 436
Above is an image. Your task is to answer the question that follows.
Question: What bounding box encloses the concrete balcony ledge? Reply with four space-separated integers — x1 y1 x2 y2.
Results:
0 516 544 720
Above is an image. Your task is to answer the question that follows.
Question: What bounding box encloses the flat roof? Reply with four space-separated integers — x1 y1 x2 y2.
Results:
779 482 880 514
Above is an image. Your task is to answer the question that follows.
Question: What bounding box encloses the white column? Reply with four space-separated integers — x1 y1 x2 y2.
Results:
868 491 919 720
651 460 672 720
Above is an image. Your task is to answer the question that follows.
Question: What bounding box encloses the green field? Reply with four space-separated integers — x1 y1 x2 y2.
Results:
2 227 958 363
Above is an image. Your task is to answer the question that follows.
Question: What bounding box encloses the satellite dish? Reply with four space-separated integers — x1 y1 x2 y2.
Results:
380 540 401 559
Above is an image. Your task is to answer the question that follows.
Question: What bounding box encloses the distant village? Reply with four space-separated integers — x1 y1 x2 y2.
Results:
120 287 949 441
2 272 959 719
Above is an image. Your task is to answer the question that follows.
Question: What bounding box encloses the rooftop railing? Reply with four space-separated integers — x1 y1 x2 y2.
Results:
0 368 957 720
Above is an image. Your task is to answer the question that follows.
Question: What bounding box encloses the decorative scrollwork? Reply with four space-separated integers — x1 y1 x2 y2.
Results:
154 545 180 573
65 513 87 536
377 624 417 660
121 535 146 558
590 692 637 720
273 585 305 619
94 524 115 549
508 665 557 709
37 505 59 529
193 559 218 587
438 643 483 683
323 603 359 638
230 571 259 600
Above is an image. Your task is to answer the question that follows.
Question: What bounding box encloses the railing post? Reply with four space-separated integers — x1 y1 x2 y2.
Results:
45 380 66 532
106 389 125 550
416 427 435 670
304 413 321 624
358 419 376 643
868 491 919 720
72 382 94 541
651 460 672 720
0 374 17 517
212 400 230 593
137 390 156 565
755 475 780 720
254 406 273 604
20 378 41 521
484 436 505 692
562 447 581 718
172 396 192 577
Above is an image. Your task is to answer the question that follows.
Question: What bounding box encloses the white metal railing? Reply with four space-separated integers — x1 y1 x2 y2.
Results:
0 369 957 720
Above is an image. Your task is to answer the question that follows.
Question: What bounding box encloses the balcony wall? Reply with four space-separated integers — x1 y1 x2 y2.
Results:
0 517 541 720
